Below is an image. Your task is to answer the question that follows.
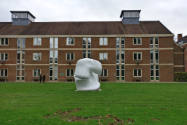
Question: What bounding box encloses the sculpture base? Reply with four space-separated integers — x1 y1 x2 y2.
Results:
75 89 102 91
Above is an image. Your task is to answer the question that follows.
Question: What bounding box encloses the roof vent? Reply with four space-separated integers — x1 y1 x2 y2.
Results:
120 10 141 24
10 11 36 25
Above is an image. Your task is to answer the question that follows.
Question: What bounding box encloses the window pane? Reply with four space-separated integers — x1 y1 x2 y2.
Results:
134 53 137 60
50 38 53 48
134 69 137 76
138 69 141 76
116 38 120 48
55 38 58 48
133 38 136 44
5 38 8 45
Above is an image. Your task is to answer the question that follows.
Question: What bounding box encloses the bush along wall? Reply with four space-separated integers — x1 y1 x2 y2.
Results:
174 72 187 82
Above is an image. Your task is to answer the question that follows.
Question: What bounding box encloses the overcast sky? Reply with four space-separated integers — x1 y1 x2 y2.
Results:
0 0 187 38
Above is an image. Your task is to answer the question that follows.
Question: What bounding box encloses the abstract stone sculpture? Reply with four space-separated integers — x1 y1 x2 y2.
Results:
74 58 102 91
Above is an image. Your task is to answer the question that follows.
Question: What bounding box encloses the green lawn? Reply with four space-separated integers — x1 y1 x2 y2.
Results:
0 83 187 125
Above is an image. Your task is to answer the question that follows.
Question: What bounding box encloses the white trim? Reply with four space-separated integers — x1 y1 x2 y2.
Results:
0 48 174 51
0 63 174 66
0 34 174 38
174 52 184 54
174 65 185 68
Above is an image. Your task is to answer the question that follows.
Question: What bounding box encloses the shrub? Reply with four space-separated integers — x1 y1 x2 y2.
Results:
174 72 187 82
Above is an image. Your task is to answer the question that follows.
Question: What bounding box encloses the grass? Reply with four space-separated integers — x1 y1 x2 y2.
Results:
0 82 187 125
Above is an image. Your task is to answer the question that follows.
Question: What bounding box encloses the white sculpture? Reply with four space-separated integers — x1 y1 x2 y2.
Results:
74 58 102 91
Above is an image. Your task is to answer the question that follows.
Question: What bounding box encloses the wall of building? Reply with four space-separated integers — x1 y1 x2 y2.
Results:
0 36 175 82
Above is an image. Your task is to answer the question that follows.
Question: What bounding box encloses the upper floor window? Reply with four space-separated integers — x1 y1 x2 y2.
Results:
99 53 108 60
0 69 8 77
0 53 8 61
66 53 74 61
66 37 74 45
82 38 91 48
150 50 159 64
150 37 159 48
17 38 25 48
101 69 108 77
133 69 142 77
0 38 8 46
50 38 58 48
33 53 41 61
133 37 142 45
121 38 125 48
33 38 42 46
99 38 108 46
116 37 125 48
33 69 41 77
133 52 142 61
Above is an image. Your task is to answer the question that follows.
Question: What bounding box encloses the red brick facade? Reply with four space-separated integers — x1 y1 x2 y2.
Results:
0 36 176 82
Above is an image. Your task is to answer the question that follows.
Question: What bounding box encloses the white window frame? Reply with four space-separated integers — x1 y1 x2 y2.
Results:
66 53 74 61
99 38 108 46
33 69 41 77
33 38 42 46
0 69 8 77
133 52 142 61
133 69 142 77
66 37 75 45
0 38 9 46
133 37 142 45
33 53 42 61
66 69 74 77
99 53 108 60
0 53 8 61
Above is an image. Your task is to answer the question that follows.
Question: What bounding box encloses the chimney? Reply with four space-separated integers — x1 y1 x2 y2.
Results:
177 34 183 42
10 11 36 25
120 10 141 24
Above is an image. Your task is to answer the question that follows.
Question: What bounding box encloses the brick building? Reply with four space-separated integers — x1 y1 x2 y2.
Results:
0 10 180 82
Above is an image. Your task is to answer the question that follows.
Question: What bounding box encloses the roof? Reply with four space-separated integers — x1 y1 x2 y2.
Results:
179 36 187 43
120 10 141 18
0 21 172 35
10 11 36 19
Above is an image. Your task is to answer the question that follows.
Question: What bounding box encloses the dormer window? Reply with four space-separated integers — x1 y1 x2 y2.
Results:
120 10 141 24
10 11 35 25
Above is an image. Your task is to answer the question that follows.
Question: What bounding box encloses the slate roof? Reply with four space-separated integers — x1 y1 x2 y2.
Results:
0 21 172 35
179 36 187 43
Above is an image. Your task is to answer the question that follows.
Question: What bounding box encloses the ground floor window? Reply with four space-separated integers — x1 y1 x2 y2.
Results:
101 69 108 77
133 69 142 77
150 65 159 80
33 69 41 77
66 69 74 77
0 69 8 77
16 65 24 80
116 65 125 80
49 65 58 80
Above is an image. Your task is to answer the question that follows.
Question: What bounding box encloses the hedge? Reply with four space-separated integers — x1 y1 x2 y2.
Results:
174 72 187 82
